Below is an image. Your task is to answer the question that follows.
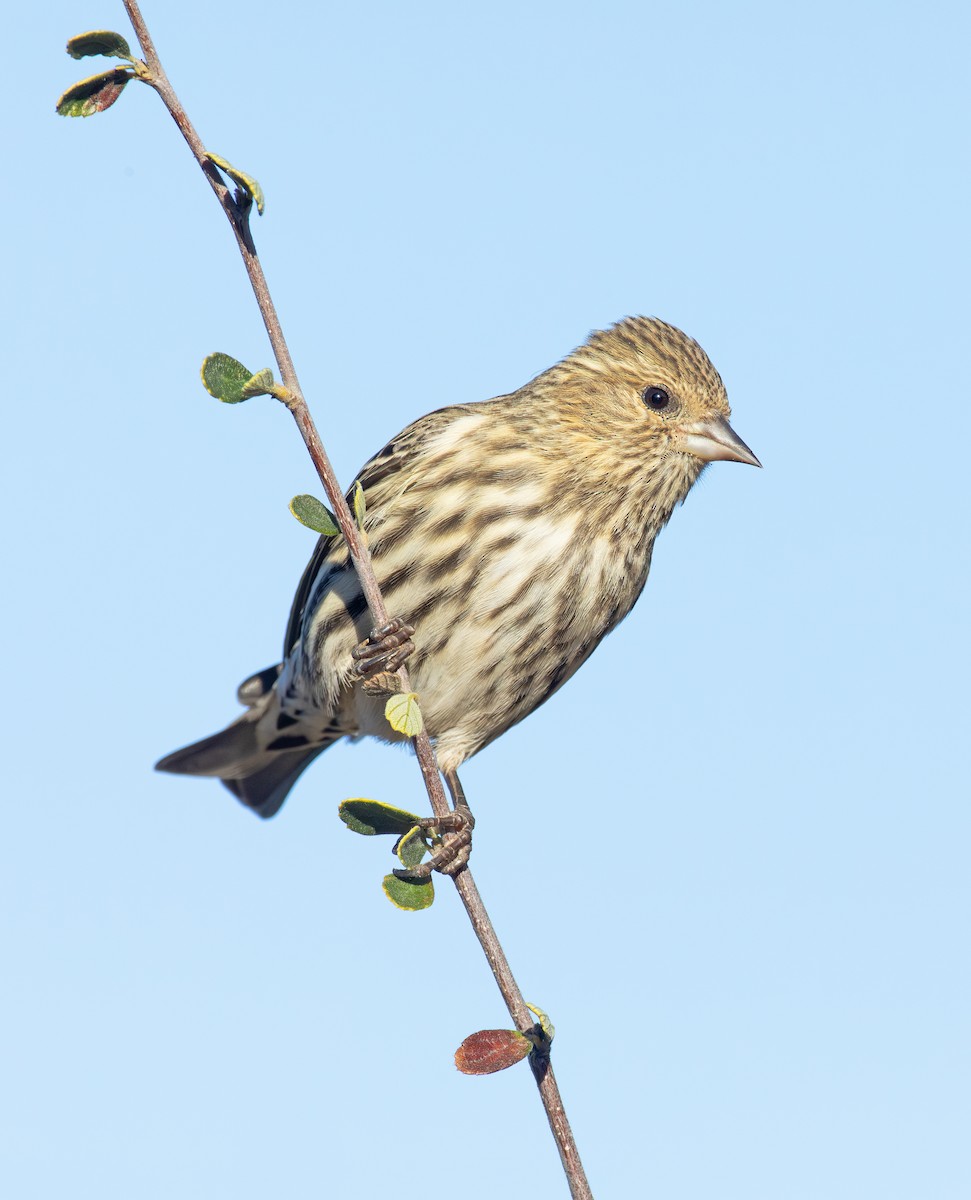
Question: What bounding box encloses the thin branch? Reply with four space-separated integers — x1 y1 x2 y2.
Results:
119 5 592 1196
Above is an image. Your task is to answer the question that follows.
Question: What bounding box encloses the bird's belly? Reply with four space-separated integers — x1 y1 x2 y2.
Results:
392 522 641 770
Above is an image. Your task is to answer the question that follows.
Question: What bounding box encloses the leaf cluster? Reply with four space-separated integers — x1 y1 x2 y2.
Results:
56 31 136 117
338 799 437 911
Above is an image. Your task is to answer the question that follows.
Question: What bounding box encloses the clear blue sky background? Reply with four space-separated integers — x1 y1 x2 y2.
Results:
4 2 968 1196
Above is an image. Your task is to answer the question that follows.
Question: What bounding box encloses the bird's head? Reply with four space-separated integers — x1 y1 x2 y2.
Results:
541 316 760 501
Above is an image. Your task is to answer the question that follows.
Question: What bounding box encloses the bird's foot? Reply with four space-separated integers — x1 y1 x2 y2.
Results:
351 616 415 678
395 771 475 879
395 801 476 880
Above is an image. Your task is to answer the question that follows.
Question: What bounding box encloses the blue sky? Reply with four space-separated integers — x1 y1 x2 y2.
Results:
4 2 969 1196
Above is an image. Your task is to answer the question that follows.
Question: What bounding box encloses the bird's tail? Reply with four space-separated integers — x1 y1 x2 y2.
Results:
155 664 337 819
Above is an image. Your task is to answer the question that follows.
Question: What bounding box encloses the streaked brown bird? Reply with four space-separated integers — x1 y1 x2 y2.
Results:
157 317 759 816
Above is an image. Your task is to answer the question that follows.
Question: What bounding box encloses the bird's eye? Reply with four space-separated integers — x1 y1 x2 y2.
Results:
643 387 670 411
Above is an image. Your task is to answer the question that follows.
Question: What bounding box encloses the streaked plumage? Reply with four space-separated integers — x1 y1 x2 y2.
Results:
157 317 759 816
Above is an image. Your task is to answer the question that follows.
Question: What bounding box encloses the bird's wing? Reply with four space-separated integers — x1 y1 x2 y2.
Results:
282 404 473 657
283 531 337 657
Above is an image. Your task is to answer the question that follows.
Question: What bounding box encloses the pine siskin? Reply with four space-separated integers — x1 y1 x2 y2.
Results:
157 317 759 816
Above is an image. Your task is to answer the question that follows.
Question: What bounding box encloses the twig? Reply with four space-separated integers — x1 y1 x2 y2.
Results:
120 4 592 1196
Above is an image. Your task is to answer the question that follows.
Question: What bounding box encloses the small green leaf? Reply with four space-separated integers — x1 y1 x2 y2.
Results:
338 798 422 837
205 152 265 215
394 825 428 869
455 1029 532 1075
352 480 366 531
240 368 275 399
66 30 134 60
289 495 340 537
56 68 131 118
200 352 253 404
385 692 423 737
382 874 434 911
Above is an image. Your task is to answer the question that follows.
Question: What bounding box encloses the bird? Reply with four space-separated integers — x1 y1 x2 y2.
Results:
156 317 759 818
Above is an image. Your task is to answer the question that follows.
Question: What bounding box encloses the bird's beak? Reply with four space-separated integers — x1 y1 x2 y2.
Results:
678 416 761 468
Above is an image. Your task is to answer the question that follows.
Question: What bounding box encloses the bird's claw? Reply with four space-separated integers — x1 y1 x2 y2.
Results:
394 803 476 880
351 617 416 678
